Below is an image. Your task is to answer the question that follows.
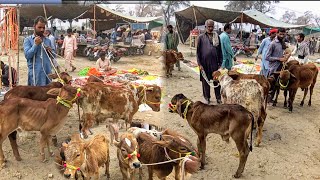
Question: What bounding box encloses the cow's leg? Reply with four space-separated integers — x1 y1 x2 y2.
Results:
255 116 265 147
108 123 119 144
197 134 206 169
52 135 58 147
284 90 288 108
232 132 249 178
105 153 110 178
39 134 48 162
300 87 308 106
8 131 22 161
0 139 6 168
148 166 153 180
272 88 280 106
46 135 54 157
139 167 143 180
308 84 314 106
289 89 298 112
174 164 181 180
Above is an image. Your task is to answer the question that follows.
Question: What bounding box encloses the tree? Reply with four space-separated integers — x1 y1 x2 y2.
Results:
135 2 162 17
128 8 135 16
155 1 190 26
112 4 125 13
295 11 313 25
281 11 296 24
225 1 279 13
313 15 320 27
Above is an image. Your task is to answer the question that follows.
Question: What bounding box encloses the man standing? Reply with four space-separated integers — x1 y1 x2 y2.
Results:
197 19 222 105
291 33 309 64
44 29 61 72
256 28 277 77
220 23 235 70
164 25 181 71
23 16 52 86
62 28 77 72
265 28 290 102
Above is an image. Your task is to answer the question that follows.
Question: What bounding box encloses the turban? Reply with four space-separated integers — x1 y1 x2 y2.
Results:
269 28 278 35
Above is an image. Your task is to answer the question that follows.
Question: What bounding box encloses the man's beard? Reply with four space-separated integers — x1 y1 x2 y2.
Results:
35 31 44 37
169 30 173 33
278 37 286 50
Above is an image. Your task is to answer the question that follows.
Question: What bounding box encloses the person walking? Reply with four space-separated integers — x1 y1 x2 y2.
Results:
197 19 222 105
291 33 309 64
61 28 77 72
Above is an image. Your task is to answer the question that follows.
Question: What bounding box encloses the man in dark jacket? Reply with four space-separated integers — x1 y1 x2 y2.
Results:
1 61 17 87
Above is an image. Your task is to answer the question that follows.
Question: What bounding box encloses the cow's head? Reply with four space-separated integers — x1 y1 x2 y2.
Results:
169 93 190 115
153 129 199 159
143 84 162 112
48 72 73 85
62 134 86 179
271 70 297 90
47 85 81 108
114 133 141 169
175 52 184 61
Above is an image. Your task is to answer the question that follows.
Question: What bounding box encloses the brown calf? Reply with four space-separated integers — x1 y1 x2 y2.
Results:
137 129 199 180
114 133 141 180
163 50 184 77
79 83 161 141
273 62 318 112
63 134 110 179
0 85 80 168
169 94 254 178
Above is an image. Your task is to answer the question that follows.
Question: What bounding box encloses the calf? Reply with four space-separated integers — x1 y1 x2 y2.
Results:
137 129 199 180
87 75 104 83
212 69 265 147
63 134 110 179
4 72 73 147
163 50 184 77
114 133 141 180
128 127 162 141
169 94 254 178
0 85 80 168
272 62 318 112
79 82 161 141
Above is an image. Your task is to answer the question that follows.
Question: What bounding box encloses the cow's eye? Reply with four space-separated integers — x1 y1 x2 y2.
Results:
179 147 187 151
76 154 80 157
121 148 126 152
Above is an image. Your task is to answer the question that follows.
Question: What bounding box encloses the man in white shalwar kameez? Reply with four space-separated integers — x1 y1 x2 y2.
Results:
62 28 77 72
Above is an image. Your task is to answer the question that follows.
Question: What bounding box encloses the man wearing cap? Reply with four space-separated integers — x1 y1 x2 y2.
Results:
164 25 181 71
255 28 277 77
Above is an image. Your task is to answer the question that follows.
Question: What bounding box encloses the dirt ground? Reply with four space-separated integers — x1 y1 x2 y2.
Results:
0 44 320 180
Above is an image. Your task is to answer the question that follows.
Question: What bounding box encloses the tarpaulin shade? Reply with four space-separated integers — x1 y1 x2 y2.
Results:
303 26 320 35
175 5 307 44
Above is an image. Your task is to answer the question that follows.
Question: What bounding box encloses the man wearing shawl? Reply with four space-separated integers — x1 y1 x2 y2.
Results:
197 19 222 105
220 23 235 70
256 28 277 77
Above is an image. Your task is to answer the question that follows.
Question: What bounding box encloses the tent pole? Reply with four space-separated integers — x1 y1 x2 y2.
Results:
94 4 96 39
192 5 198 28
240 13 243 43
16 6 20 85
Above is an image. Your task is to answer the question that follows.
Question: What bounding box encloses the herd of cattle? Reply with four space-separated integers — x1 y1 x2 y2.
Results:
0 49 318 179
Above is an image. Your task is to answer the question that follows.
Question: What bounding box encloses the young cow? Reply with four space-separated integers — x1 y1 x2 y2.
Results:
137 129 200 180
169 94 254 178
63 134 110 179
0 85 80 168
114 133 142 180
163 50 184 77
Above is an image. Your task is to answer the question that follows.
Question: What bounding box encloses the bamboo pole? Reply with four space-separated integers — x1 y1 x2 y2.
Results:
240 13 243 43
16 6 20 85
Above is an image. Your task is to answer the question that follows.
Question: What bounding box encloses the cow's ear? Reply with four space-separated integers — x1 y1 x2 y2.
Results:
228 71 239 80
48 73 58 80
152 140 170 147
146 86 154 92
113 140 120 148
62 142 68 148
47 88 61 96
272 71 280 75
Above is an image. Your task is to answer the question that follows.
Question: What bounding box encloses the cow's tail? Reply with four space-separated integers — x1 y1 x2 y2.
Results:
249 112 254 152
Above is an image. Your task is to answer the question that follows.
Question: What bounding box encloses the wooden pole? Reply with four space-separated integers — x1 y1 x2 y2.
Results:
16 6 20 85
240 13 243 43
93 4 96 39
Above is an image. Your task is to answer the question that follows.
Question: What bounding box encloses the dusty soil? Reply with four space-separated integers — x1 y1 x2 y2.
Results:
0 44 320 180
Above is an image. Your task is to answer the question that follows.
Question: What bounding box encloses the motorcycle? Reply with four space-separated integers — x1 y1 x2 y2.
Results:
232 44 255 57
107 47 126 62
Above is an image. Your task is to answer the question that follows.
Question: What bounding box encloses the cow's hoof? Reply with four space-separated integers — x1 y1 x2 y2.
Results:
308 101 311 106
50 152 55 157
42 158 48 163
272 103 277 107
233 173 242 178
300 101 304 107
254 142 260 147
15 156 22 161
0 162 5 169
289 107 293 112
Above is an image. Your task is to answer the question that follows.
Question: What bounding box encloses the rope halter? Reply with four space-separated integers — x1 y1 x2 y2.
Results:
133 84 162 105
164 147 196 160
63 163 80 171
169 99 192 120
278 78 289 90
124 148 141 160
56 88 81 109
